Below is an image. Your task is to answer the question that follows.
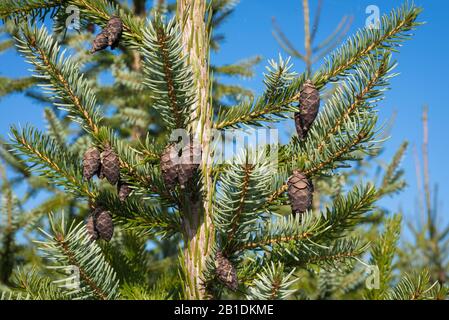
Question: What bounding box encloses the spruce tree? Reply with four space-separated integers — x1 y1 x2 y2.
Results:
0 0 446 300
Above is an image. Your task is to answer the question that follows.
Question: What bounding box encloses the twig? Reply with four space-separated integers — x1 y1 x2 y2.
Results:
412 144 425 228
422 106 432 236
302 0 312 74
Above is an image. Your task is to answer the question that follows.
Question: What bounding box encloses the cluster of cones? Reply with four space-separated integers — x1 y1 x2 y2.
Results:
287 80 320 216
86 16 318 284
160 138 202 191
82 144 131 242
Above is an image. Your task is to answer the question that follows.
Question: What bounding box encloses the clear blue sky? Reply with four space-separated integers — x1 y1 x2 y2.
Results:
0 0 447 226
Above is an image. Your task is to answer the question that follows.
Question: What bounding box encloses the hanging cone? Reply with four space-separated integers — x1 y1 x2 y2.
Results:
98 165 105 179
117 181 132 202
287 170 314 215
105 16 123 49
178 141 201 189
100 144 120 185
95 209 114 242
295 80 320 140
86 214 98 241
215 251 238 291
91 30 109 53
82 147 101 180
160 141 202 190
90 16 123 53
160 144 178 189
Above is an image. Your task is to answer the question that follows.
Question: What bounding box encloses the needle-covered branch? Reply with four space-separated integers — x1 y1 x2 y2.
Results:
9 125 95 198
215 3 421 131
142 15 196 130
35 213 120 300
214 150 276 255
16 25 101 136
240 184 377 253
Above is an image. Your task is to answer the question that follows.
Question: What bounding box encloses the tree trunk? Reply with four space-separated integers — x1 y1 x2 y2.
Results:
177 0 215 300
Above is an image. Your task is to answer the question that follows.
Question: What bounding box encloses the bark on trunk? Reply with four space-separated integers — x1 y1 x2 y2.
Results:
177 0 215 300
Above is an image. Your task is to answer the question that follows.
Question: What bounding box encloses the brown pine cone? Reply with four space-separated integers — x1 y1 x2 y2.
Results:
160 144 178 189
117 181 132 202
105 16 123 49
82 147 101 180
86 214 98 241
295 80 320 140
98 165 105 179
215 251 238 291
287 170 314 215
90 16 123 53
161 141 202 190
95 209 114 242
178 142 201 189
100 144 120 185
91 30 109 53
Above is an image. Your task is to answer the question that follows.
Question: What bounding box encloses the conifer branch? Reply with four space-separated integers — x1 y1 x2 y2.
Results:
0 76 37 100
312 3 422 89
9 126 179 237
266 53 394 204
15 25 172 204
216 3 421 130
387 270 443 300
44 107 67 148
142 15 196 130
1 0 145 48
96 191 181 238
0 169 21 285
214 56 300 130
9 125 95 198
312 53 396 153
378 142 408 196
241 184 377 252
214 150 276 255
34 213 120 300
68 0 145 47
246 262 298 300
365 214 401 300
0 291 30 300
0 0 63 21
16 25 101 136
267 126 377 207
302 238 368 268
13 269 67 300
304 128 376 175
0 138 31 177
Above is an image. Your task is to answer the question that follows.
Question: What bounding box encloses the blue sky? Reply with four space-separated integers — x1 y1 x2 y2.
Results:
0 0 447 226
